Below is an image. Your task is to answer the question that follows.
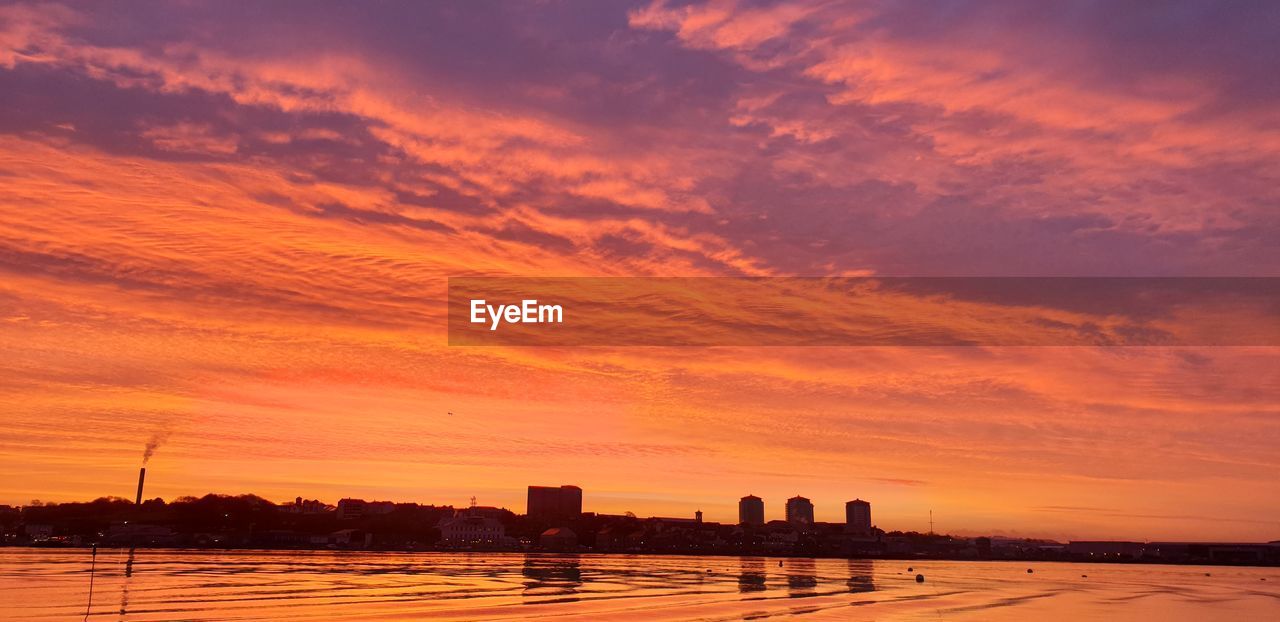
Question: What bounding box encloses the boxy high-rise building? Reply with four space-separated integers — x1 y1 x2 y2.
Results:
739 495 765 526
845 498 872 534
785 495 814 526
527 485 582 522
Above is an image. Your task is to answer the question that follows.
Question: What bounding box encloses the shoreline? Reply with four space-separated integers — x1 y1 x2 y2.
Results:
4 545 1277 569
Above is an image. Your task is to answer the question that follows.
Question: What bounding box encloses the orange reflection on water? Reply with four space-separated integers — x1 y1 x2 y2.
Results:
1 549 1277 621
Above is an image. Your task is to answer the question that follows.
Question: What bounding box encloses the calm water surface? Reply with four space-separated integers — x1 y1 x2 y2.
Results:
1 548 1277 620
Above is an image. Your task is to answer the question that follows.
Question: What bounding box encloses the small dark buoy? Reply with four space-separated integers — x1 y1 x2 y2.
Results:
1205 573 1211 577
907 567 913 572
779 561 783 567
915 574 925 583
706 569 713 573
1081 574 1087 578
1026 568 1034 574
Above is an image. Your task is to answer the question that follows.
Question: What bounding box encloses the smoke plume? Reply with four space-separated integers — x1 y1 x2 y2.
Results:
142 431 170 465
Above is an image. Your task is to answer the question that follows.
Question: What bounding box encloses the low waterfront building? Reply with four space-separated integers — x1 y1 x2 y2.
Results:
438 511 506 546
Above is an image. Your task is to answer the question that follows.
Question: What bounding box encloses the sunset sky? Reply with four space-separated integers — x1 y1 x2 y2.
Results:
1 1 1277 542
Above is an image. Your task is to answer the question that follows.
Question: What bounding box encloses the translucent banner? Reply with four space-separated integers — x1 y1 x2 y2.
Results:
447 277 1279 346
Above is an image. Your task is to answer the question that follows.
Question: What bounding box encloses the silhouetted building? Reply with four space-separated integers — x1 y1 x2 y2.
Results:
326 528 371 548
975 536 992 559
786 496 814 526
645 512 718 530
527 485 583 522
23 524 53 543
739 495 764 526
282 497 329 515
463 505 508 519
336 498 394 520
845 499 871 534
539 527 579 550
336 498 365 520
438 509 506 546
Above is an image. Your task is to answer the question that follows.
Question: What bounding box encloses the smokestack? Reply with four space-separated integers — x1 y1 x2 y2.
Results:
135 467 146 505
